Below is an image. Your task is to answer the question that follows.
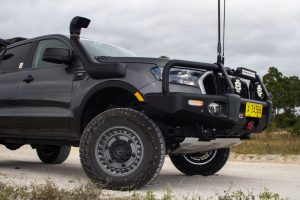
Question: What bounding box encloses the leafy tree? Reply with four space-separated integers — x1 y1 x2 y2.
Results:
263 67 285 115
263 67 300 129
159 55 169 59
288 76 300 114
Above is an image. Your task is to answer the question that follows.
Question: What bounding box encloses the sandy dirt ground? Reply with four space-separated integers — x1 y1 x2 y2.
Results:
0 145 299 199
230 153 300 165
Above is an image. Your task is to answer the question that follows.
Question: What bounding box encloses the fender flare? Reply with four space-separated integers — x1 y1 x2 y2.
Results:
72 80 141 134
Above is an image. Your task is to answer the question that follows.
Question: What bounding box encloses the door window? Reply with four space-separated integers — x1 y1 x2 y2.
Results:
0 43 31 72
32 39 70 68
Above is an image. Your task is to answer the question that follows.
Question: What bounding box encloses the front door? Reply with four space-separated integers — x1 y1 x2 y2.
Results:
17 39 74 138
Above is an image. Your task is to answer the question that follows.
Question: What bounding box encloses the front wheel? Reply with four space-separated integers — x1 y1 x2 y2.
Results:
169 148 230 176
80 108 165 190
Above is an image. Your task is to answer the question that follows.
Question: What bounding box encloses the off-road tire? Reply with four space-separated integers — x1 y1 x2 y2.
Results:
170 148 230 176
79 108 165 190
36 145 71 164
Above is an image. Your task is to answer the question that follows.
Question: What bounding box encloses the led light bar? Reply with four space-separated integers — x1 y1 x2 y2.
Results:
236 67 256 78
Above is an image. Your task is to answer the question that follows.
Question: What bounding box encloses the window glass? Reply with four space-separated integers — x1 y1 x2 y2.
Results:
32 39 70 68
0 43 31 72
80 39 137 58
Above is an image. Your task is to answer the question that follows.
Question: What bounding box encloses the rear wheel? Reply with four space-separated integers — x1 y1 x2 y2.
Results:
170 148 230 176
80 108 165 190
36 145 71 164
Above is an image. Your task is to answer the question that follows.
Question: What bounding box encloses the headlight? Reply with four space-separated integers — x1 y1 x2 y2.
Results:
151 67 204 87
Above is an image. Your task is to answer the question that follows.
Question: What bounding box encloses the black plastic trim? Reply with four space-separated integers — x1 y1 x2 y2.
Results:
70 39 127 79
144 92 272 134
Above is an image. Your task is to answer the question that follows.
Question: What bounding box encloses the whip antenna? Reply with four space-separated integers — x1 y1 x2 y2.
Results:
217 0 226 64
222 0 226 64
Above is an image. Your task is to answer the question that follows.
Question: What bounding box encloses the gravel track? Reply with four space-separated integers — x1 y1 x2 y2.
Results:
0 145 299 199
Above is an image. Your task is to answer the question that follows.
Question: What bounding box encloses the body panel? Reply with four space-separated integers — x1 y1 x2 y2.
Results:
0 34 272 145
17 65 74 133
0 70 20 132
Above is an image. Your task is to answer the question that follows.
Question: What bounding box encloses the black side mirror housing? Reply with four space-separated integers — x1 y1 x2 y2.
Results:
2 53 13 61
42 48 71 65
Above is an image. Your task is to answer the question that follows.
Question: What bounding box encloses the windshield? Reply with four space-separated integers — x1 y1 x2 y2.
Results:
80 39 137 58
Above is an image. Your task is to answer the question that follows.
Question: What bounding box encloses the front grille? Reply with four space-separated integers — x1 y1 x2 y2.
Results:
202 74 251 99
203 74 216 94
240 82 249 99
218 78 230 93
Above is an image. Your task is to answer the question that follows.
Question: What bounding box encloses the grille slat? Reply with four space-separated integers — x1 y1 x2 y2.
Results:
240 82 249 99
202 75 251 99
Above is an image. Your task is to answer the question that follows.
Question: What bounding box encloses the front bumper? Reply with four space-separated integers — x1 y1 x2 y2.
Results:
144 92 273 135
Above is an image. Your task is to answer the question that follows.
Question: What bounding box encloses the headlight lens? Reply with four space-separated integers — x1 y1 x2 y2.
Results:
151 67 204 87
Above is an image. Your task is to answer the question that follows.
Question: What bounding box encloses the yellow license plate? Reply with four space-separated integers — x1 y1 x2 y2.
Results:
245 102 263 118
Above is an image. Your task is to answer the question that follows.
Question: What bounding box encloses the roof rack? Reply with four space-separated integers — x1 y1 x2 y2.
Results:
0 37 27 50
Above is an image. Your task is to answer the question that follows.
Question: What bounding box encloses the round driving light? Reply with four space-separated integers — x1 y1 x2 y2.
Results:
208 103 222 115
234 79 242 94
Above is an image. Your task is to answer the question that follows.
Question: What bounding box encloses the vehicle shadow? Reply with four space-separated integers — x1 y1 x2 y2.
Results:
145 171 246 192
0 159 86 178
0 149 258 195
0 159 250 189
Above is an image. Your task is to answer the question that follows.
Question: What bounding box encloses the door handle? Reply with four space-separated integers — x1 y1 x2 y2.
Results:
23 75 34 83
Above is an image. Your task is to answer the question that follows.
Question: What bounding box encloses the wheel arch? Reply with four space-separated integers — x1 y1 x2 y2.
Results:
72 80 145 135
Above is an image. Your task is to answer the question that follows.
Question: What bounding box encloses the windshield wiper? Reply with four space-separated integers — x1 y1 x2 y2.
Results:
95 56 111 59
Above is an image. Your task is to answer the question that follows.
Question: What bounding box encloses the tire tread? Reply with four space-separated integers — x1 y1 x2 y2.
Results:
79 108 165 190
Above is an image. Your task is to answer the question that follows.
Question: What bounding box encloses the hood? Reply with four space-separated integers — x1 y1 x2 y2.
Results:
95 57 170 67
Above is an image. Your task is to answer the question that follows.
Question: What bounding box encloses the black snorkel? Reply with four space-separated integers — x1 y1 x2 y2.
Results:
69 16 126 79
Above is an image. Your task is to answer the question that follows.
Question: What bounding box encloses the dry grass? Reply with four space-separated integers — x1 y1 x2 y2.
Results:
0 180 286 200
232 131 300 155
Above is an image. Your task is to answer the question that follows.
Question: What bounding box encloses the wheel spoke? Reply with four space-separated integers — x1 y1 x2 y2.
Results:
95 126 144 177
184 150 218 166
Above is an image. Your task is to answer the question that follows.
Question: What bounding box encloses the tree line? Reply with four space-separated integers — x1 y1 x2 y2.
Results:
263 67 300 133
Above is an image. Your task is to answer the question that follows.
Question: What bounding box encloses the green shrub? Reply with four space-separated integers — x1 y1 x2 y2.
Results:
274 114 296 128
265 122 277 132
292 117 300 135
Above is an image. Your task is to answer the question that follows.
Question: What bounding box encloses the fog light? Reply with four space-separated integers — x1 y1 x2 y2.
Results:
208 103 222 115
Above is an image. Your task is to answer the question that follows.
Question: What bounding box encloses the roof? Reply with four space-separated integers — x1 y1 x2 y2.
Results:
0 37 27 49
0 35 72 49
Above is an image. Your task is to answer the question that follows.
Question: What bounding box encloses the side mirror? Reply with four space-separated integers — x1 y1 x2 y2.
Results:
42 48 71 65
2 53 14 61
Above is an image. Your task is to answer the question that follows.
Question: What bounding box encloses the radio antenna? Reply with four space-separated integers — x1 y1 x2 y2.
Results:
222 0 226 64
217 0 226 64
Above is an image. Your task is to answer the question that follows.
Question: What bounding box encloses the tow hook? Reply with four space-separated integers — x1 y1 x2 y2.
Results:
246 121 255 130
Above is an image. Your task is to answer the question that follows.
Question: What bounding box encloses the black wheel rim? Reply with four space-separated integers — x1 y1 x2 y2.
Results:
184 150 217 165
40 145 56 156
95 126 144 176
